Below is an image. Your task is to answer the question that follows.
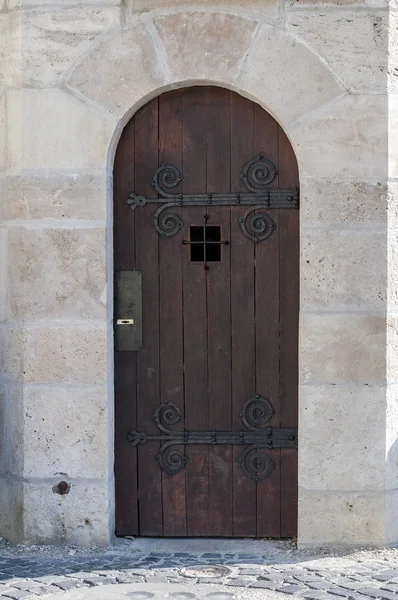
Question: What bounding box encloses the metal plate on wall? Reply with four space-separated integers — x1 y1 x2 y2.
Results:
114 271 142 351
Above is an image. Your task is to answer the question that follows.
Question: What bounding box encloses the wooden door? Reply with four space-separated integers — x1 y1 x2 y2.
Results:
114 87 299 538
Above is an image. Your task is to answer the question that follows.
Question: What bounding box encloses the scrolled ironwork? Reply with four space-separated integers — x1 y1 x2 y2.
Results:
240 394 275 431
152 163 183 199
240 156 278 191
239 207 275 243
127 156 299 243
156 441 188 476
238 445 276 482
128 397 297 482
153 401 184 434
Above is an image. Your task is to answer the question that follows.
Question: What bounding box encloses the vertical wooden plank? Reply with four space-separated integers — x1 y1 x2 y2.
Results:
253 104 281 537
158 90 187 536
278 127 299 538
230 92 257 537
134 98 163 535
206 87 233 536
114 119 138 535
182 86 210 536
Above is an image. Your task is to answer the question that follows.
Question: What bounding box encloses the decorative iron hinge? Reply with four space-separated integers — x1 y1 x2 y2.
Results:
128 395 298 483
127 156 299 243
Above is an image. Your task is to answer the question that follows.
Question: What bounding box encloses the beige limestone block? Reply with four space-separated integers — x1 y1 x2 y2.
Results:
300 314 386 384
0 95 5 172
301 230 387 312
7 381 24 476
22 385 109 478
388 229 398 313
0 476 23 544
68 21 165 118
0 384 6 474
299 384 386 491
7 89 115 169
154 12 258 87
389 10 398 93
127 0 280 17
386 489 398 544
0 11 21 91
287 0 388 5
21 6 120 87
237 22 343 127
300 181 387 227
0 327 24 381
21 479 111 545
389 94 398 178
298 488 385 546
23 325 108 384
8 227 107 320
286 11 388 94
0 172 107 221
388 180 398 229
387 315 398 383
291 95 388 181
0 228 8 322
386 384 398 490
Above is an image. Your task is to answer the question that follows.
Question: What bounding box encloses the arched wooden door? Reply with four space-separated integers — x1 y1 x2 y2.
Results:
114 87 299 538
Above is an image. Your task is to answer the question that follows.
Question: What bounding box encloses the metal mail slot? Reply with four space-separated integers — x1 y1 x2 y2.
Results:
114 271 142 351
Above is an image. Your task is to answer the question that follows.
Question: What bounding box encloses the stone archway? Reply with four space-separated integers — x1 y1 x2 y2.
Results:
1 7 395 548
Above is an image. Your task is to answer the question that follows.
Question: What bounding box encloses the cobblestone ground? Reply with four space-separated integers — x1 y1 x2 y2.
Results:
0 539 397 600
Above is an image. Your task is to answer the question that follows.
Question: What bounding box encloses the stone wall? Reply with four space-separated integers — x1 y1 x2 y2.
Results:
0 0 397 546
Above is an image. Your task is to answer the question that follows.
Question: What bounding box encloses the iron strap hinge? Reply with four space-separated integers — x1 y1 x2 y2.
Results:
127 396 298 483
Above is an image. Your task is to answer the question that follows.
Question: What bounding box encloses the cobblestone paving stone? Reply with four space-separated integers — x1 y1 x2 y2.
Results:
0 540 396 600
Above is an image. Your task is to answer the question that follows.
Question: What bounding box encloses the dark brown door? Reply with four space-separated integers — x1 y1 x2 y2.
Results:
114 86 299 538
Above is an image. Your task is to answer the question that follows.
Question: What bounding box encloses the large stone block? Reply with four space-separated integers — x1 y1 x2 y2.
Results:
389 94 398 178
21 479 111 545
387 315 398 384
298 488 385 547
291 95 388 181
127 0 280 16
299 384 386 491
286 10 388 94
300 180 387 227
0 327 24 381
0 384 6 474
385 489 398 544
23 325 109 384
0 172 107 221
8 226 107 320
68 20 165 118
389 181 398 229
154 12 258 84
0 476 23 544
237 22 343 126
301 229 387 312
0 11 21 91
388 229 398 313
300 314 386 384
21 385 109 479
386 384 398 491
7 89 115 169
389 10 398 93
21 6 120 86
0 95 5 171
0 228 8 322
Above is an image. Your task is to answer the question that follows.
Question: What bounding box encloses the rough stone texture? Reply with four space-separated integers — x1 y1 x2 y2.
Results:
300 314 386 384
23 326 109 385
0 172 108 221
20 385 109 478
301 230 387 311
285 10 388 94
7 89 115 169
21 7 120 87
67 21 166 118
8 227 107 320
21 480 111 545
1 0 397 547
290 94 388 180
236 22 344 126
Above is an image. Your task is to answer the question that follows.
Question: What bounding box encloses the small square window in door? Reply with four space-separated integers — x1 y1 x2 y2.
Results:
183 216 229 270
